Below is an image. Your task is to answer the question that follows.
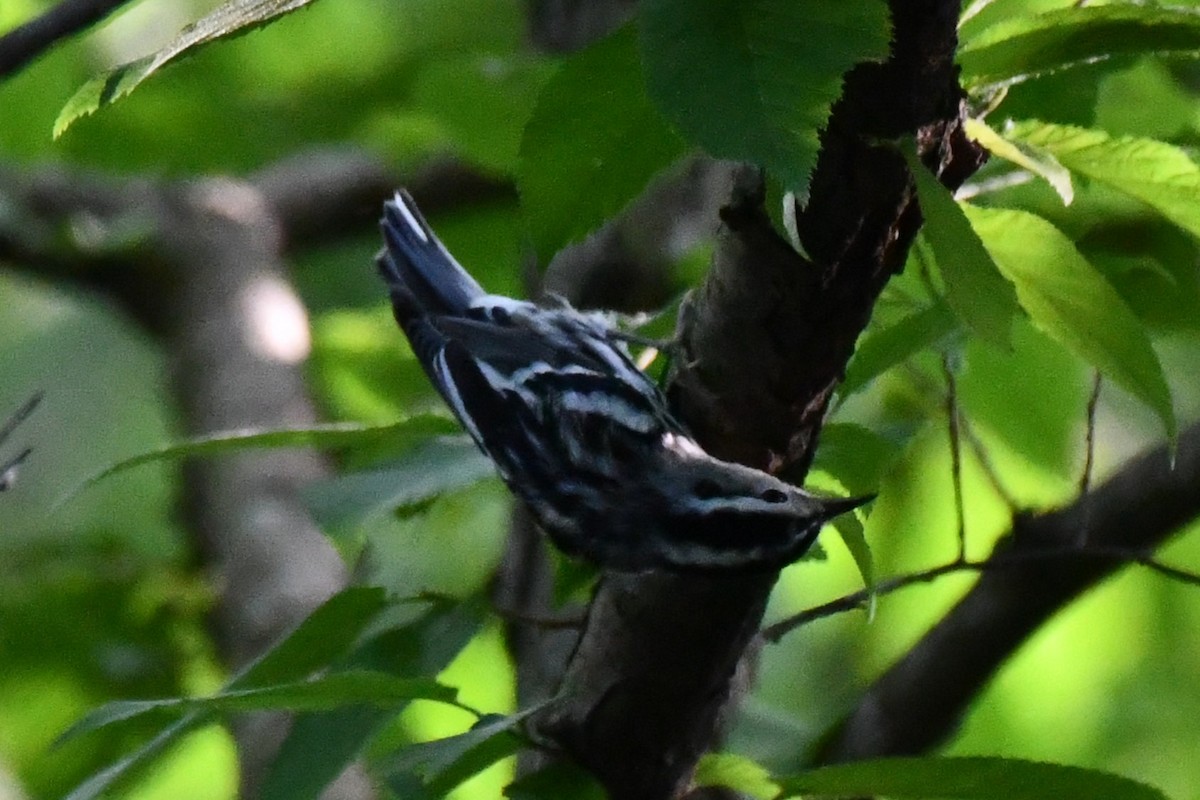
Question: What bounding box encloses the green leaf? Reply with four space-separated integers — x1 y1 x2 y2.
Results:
305 436 495 534
903 147 1019 348
63 672 454 738
59 587 390 798
963 118 1073 205
1004 121 1200 241
55 0 327 137
414 55 555 176
693 752 778 800
959 4 1200 91
640 0 890 193
261 595 488 800
377 708 539 795
63 719 195 800
831 510 873 606
778 756 1169 800
505 762 607 800
965 205 1175 443
58 416 459 508
812 423 903 496
518 24 687 261
234 586 390 688
841 301 958 398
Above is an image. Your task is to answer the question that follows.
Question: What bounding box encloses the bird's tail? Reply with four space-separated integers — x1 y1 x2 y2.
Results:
377 190 485 316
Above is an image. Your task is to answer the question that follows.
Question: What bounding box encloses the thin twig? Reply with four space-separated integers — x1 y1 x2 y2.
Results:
1080 371 1103 495
1076 372 1103 546
0 0 134 79
0 392 42 492
762 560 972 640
0 391 42 447
961 418 1019 511
762 544 1200 642
942 355 967 562
491 604 586 631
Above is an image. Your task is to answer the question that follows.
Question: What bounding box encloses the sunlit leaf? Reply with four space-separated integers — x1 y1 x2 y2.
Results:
904 147 1018 348
693 752 779 800
806 471 875 605
812 423 903 497
778 756 1168 800
965 205 1175 443
964 117 1073 205
640 0 890 194
262 595 489 800
1004 121 1200 241
518 24 686 261
55 0 327 136
59 416 459 508
62 719 195 800
959 4 1200 91
841 301 958 397
377 708 540 795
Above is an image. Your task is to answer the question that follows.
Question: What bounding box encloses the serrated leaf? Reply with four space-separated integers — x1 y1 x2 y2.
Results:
262 595 488 800
1004 121 1200 241
377 708 540 795
959 4 1200 91
640 0 890 194
903 147 1019 348
305 436 495 534
778 756 1168 800
841 301 958 397
965 205 1175 443
58 416 459 509
964 118 1073 205
518 24 686 261
55 0 325 137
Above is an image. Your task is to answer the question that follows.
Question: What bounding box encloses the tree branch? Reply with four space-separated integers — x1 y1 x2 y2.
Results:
537 3 982 798
0 0 133 79
817 420 1200 762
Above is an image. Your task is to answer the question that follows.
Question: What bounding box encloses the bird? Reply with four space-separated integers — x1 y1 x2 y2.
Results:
376 189 870 572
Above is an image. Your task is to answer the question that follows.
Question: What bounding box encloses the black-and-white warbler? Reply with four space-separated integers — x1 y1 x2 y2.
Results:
377 190 869 571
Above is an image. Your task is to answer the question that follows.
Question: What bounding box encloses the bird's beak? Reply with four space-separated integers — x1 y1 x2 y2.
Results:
818 493 876 521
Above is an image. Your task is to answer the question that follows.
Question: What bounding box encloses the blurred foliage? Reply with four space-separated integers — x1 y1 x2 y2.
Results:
2 0 1200 798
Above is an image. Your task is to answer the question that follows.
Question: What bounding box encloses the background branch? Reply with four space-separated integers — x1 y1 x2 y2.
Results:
818 420 1200 762
0 0 133 79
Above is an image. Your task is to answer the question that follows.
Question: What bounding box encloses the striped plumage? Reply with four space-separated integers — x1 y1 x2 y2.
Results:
377 190 868 571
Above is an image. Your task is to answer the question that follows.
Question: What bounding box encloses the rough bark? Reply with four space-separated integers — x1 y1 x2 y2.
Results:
535 3 985 798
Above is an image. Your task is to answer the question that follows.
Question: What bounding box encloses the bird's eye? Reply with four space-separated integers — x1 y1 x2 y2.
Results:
693 479 722 499
761 488 788 504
